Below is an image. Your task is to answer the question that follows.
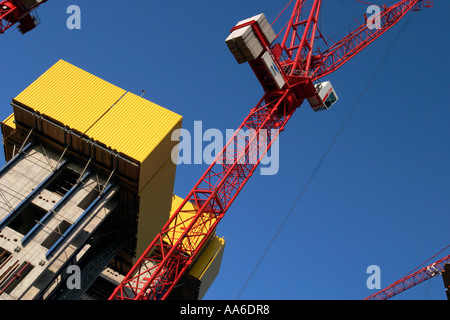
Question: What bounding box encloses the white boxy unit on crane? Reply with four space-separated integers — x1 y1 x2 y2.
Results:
225 13 277 64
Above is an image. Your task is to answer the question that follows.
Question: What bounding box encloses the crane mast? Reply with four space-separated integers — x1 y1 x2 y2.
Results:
109 0 433 300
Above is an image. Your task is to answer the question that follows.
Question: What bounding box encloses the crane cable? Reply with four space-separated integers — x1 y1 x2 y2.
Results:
235 11 415 300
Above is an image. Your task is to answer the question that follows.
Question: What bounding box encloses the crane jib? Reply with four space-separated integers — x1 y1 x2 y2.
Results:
110 0 433 300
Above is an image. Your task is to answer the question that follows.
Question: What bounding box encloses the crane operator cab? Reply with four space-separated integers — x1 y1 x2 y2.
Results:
307 81 339 112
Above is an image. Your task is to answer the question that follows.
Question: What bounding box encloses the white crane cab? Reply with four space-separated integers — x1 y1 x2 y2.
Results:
307 81 339 112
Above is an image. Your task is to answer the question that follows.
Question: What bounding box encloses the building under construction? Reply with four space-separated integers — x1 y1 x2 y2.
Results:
1 1 446 301
0 59 225 300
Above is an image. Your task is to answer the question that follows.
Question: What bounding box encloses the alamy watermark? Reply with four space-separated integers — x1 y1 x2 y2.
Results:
64 4 383 31
366 5 382 30
66 5 81 30
366 265 381 290
171 121 280 176
63 264 383 292
66 265 81 290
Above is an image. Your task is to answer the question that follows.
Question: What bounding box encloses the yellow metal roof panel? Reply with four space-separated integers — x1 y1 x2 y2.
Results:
13 59 127 133
85 92 182 163
2 113 15 130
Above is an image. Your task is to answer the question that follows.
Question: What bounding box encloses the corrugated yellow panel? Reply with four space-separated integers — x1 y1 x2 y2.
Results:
165 195 218 254
85 92 182 163
189 236 225 279
189 236 225 299
2 113 15 130
135 158 177 262
166 196 225 299
13 59 127 133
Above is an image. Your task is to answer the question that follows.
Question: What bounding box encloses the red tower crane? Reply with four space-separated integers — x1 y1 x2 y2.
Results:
109 0 434 300
0 0 47 34
365 252 450 300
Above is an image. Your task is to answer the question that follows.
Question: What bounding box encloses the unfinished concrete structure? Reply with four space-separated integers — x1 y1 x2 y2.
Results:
0 60 225 300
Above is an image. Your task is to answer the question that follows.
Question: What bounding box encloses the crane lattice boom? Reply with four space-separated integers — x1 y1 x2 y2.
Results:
365 254 450 300
109 0 433 300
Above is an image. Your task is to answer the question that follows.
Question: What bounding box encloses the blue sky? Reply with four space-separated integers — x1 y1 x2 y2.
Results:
1 1 449 300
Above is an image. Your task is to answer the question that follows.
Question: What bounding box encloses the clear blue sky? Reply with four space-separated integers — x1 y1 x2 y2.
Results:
1 1 449 300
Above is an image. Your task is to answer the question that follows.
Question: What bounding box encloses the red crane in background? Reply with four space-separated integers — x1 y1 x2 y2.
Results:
109 0 434 300
365 251 450 300
0 0 47 34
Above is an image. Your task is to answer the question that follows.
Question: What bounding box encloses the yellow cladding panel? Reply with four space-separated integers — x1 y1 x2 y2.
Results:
2 113 15 130
13 60 127 134
135 158 177 261
11 60 182 188
166 196 225 299
85 92 182 163
189 236 225 279
165 196 218 255
188 236 225 299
